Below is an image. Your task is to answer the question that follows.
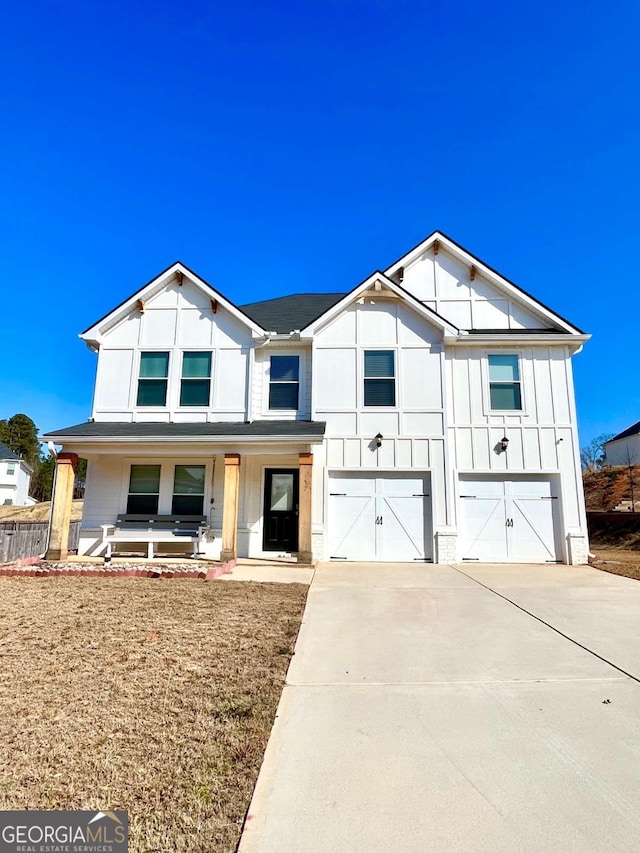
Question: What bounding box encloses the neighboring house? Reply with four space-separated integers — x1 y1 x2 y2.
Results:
43 231 591 564
603 422 640 467
0 442 34 506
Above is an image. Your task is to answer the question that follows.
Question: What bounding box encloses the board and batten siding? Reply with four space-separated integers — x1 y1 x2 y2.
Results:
312 298 451 536
92 279 251 423
446 343 587 559
395 245 549 331
251 344 313 420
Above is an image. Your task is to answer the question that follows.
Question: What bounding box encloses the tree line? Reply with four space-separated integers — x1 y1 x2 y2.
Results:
0 413 86 502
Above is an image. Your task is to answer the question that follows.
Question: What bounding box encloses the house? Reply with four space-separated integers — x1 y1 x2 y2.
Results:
0 442 34 506
603 422 640 467
43 232 591 564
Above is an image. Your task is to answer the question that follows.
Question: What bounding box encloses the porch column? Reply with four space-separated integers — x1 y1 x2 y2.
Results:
45 452 78 561
220 453 241 563
298 452 313 564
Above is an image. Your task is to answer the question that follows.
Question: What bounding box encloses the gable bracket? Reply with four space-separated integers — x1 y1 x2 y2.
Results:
470 264 477 281
433 239 440 255
211 298 218 314
136 299 145 314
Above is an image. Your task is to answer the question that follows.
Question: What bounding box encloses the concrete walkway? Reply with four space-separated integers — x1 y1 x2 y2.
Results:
238 562 640 853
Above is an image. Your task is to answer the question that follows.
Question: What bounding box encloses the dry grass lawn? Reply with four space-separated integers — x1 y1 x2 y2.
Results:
590 547 640 581
0 499 83 522
0 577 307 852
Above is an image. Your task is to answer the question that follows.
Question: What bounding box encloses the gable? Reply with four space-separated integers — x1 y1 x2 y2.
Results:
315 297 444 347
385 232 583 334
81 262 265 348
395 244 558 331
302 271 459 340
98 278 252 349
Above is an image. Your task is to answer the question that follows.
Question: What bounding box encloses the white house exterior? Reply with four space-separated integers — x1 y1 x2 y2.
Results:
604 422 640 467
0 442 34 506
44 232 591 564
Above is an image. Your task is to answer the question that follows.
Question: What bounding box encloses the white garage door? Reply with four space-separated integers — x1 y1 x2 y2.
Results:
328 472 432 562
459 476 561 563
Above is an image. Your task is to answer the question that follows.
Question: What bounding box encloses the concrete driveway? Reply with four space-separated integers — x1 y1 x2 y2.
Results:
239 562 640 852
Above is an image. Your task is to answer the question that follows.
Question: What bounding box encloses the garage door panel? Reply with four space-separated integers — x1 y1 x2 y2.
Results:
460 497 508 561
459 476 561 564
328 495 376 560
383 496 430 560
511 497 559 562
328 473 432 562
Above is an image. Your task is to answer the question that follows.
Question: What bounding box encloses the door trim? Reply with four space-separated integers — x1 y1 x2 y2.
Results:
262 468 299 553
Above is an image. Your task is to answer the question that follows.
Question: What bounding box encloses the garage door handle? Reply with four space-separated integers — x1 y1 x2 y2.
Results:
506 518 514 527
375 516 383 525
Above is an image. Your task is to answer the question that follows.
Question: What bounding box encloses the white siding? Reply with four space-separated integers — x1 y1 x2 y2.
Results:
447 342 587 561
398 246 549 330
313 297 449 547
92 280 252 422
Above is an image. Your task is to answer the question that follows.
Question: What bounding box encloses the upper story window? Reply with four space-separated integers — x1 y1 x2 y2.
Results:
269 356 299 410
127 464 160 514
172 465 206 515
364 350 396 406
488 354 522 410
137 352 169 407
180 352 212 407
6 463 15 476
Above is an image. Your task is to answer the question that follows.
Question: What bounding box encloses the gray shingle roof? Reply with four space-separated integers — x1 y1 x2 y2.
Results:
240 293 346 333
606 421 640 443
0 441 19 461
44 421 326 439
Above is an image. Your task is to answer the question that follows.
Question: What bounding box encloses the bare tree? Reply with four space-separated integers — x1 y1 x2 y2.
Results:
622 444 638 511
581 433 614 472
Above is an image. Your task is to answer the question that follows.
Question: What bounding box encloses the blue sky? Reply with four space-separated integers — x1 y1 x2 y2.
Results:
1 0 638 444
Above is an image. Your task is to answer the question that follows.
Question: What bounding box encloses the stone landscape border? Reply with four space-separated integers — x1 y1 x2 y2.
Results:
0 557 236 580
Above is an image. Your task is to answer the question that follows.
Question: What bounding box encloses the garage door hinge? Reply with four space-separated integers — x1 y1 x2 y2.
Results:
330 493 347 496
460 495 476 499
462 557 479 561
541 496 558 500
413 493 430 497
330 556 347 560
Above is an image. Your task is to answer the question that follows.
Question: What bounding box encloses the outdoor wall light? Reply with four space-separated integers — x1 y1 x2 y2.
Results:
500 436 509 452
375 433 384 448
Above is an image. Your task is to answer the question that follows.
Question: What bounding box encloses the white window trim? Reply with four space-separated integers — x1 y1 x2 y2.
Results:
482 351 529 417
121 459 212 518
262 350 306 419
133 349 171 410
362 347 398 409
177 349 214 410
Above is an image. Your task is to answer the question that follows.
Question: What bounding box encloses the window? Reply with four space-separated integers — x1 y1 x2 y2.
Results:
6 463 15 476
269 356 299 410
172 465 205 515
364 350 396 406
137 352 169 406
180 352 212 406
127 465 161 514
488 354 522 410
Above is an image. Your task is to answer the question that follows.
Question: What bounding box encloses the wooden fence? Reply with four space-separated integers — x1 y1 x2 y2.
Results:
0 521 81 563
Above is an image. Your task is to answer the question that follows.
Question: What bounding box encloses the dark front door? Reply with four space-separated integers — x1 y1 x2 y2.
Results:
263 469 299 552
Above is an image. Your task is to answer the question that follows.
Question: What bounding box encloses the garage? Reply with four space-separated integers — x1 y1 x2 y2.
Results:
458 475 562 563
328 472 432 561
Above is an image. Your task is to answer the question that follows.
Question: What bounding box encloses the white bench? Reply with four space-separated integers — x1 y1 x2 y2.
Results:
99 514 208 560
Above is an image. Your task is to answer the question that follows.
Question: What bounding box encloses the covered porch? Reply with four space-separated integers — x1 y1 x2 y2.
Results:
42 421 326 564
